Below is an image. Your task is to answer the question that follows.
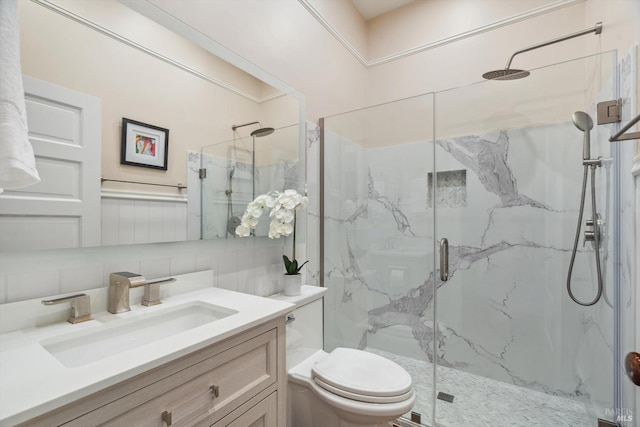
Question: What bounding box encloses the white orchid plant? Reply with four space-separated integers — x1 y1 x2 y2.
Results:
236 189 309 275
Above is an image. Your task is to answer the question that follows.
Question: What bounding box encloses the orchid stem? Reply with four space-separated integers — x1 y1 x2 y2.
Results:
292 211 296 262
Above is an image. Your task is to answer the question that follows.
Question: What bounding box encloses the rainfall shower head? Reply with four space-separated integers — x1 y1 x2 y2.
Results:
232 121 274 138
250 127 274 138
482 22 602 81
572 111 593 161
482 69 530 81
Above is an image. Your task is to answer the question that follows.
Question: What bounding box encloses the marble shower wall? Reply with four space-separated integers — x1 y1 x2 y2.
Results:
323 118 617 412
323 130 434 360
434 123 615 411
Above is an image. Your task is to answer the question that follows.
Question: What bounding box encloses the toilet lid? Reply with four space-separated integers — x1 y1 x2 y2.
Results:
311 348 412 403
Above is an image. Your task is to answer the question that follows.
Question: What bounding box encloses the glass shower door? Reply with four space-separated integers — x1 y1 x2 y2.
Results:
322 93 436 423
433 51 620 426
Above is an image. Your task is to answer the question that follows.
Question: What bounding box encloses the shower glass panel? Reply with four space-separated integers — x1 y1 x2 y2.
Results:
433 51 618 426
200 123 305 239
322 93 435 422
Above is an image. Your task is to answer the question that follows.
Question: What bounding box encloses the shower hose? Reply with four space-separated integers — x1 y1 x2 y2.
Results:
566 164 604 306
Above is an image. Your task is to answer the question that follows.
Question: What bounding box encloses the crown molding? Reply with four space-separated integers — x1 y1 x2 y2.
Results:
31 0 284 103
298 0 586 68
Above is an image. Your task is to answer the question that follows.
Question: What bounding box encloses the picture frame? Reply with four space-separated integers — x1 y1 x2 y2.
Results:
121 118 169 170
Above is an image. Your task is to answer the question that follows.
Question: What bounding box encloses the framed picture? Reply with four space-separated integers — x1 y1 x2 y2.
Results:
121 118 169 170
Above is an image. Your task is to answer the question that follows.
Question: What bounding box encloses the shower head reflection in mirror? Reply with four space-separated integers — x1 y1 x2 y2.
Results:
227 122 276 238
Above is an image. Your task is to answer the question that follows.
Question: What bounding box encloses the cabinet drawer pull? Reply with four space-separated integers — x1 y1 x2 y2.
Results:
161 410 172 426
210 384 220 398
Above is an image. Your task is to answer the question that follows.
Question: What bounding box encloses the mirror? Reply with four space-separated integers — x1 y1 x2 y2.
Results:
0 0 302 251
199 123 305 239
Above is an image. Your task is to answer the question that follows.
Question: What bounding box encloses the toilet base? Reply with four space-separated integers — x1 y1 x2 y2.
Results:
288 381 394 427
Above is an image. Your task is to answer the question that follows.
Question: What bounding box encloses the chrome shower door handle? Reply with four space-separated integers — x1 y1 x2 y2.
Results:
439 238 449 282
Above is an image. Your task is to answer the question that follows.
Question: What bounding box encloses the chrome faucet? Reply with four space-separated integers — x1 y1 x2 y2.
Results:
42 294 92 324
108 272 176 313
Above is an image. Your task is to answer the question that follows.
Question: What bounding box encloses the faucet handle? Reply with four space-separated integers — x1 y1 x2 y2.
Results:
42 294 92 324
142 278 176 307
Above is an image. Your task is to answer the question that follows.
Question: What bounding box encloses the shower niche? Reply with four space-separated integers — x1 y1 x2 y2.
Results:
197 123 305 240
427 169 467 208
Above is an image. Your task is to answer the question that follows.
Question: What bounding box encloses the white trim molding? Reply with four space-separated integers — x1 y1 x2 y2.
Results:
298 0 586 68
101 189 188 203
31 0 284 103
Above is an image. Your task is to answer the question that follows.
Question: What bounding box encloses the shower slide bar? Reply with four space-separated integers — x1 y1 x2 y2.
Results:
609 112 640 142
101 177 187 190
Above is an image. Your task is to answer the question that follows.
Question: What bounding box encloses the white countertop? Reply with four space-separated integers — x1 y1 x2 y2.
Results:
269 284 328 308
0 273 295 426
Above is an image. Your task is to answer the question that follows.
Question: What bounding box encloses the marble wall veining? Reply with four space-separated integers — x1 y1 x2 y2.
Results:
438 117 618 407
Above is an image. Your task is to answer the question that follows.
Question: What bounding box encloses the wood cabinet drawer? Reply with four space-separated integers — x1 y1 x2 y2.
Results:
64 328 277 426
213 392 277 427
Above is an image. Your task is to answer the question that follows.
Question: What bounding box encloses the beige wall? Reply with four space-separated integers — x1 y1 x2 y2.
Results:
142 0 637 146
307 0 368 58
366 0 558 60
367 0 638 148
146 0 371 122
19 0 298 192
19 0 639 189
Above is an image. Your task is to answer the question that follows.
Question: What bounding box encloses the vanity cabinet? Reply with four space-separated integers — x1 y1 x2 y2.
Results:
214 392 277 427
19 318 285 427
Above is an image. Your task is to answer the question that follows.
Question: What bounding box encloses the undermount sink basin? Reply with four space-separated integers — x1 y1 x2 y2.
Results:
40 302 238 368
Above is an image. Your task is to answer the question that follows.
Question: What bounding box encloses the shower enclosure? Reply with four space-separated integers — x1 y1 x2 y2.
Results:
199 123 306 239
322 50 635 426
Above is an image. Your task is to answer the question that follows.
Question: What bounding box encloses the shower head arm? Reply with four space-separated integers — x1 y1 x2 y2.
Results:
232 121 261 131
504 22 602 70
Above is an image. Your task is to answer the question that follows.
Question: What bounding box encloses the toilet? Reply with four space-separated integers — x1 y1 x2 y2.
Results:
275 286 415 427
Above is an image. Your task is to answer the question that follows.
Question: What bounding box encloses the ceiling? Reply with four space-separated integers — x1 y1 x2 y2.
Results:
350 0 415 20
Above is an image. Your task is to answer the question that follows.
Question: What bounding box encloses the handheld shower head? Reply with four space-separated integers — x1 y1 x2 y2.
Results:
572 111 593 161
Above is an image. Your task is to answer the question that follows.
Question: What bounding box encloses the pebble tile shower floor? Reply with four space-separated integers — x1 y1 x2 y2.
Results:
368 348 608 427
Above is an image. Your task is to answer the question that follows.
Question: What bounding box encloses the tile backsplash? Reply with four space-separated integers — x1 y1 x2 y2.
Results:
0 236 288 303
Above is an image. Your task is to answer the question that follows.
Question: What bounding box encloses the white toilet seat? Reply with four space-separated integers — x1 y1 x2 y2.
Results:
309 375 415 421
311 347 413 404
288 349 416 424
314 376 415 404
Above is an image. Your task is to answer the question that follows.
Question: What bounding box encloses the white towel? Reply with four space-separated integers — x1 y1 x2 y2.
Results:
0 0 40 192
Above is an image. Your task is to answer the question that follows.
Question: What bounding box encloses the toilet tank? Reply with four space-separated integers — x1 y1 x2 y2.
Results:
270 285 327 370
